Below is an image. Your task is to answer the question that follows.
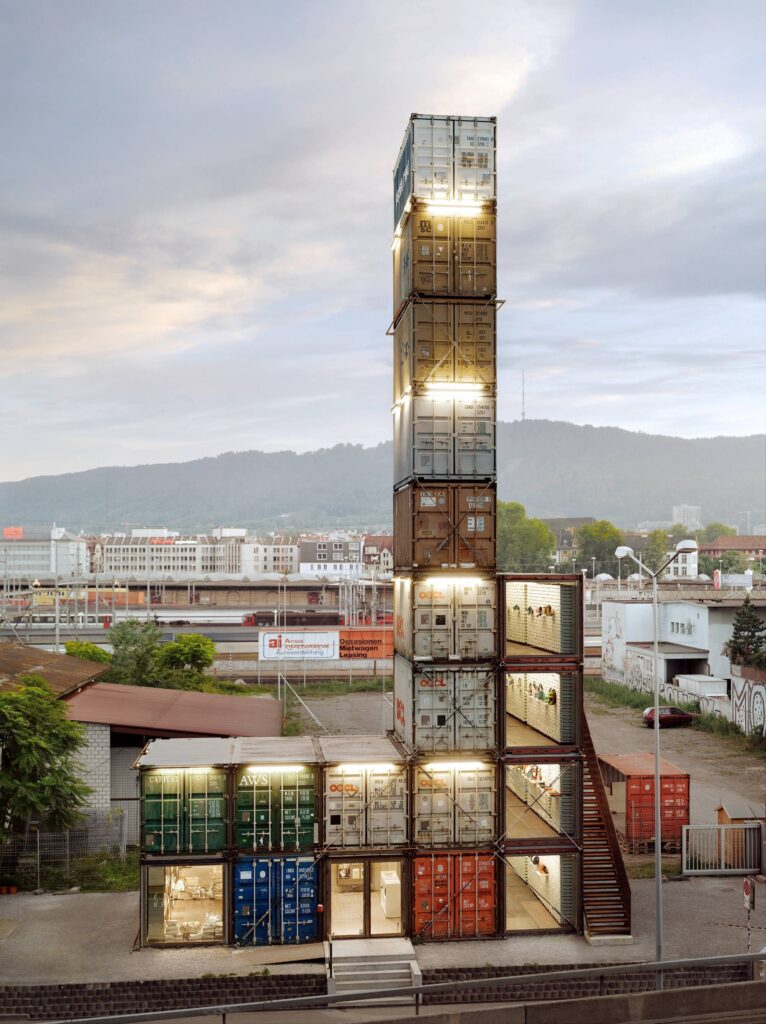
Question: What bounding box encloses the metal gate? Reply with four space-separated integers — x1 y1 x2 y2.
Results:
682 823 762 875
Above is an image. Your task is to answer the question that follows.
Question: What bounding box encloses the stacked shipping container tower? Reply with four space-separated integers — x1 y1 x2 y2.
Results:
392 114 585 938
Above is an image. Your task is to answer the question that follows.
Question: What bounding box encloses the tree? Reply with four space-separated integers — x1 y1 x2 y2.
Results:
64 641 112 665
643 530 670 573
0 676 92 839
155 634 215 675
700 551 748 575
574 520 624 576
496 502 556 571
109 619 162 687
698 522 737 543
723 596 765 666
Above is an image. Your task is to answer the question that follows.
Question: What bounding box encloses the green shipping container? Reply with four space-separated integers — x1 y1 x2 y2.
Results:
141 769 228 854
235 768 316 852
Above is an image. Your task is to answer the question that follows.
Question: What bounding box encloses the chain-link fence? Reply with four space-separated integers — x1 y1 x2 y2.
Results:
0 812 127 891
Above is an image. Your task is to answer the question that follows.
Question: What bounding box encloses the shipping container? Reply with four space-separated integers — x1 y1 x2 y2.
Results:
394 482 495 571
504 761 579 838
394 576 496 661
393 394 495 486
413 763 497 846
233 857 319 945
141 769 227 855
503 579 581 658
393 301 496 398
393 207 496 314
504 670 580 747
504 853 579 932
412 851 496 939
143 861 226 945
234 767 317 853
393 115 496 230
324 765 408 848
598 753 690 851
394 656 496 753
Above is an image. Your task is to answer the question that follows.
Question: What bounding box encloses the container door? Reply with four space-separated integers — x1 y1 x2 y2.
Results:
235 770 273 852
413 855 452 939
141 770 182 854
414 670 453 752
367 769 407 847
454 853 496 936
454 669 496 751
325 768 365 847
187 769 227 853
330 861 366 937
280 858 318 944
414 768 453 846
279 768 316 852
455 767 496 845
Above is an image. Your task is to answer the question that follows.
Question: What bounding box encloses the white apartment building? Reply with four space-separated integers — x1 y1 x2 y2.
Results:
662 547 698 579
298 533 364 577
0 527 89 579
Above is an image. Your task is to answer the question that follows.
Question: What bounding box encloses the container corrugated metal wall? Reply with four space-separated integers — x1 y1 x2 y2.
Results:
412 851 496 939
393 483 496 571
394 577 496 660
504 671 579 745
324 766 408 848
414 765 496 846
394 656 496 753
234 768 317 853
233 857 318 945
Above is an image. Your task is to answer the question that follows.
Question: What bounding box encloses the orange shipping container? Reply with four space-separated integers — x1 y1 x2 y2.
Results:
412 852 496 940
394 482 495 571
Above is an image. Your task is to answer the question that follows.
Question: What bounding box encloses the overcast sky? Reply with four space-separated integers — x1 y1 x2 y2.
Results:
1 0 764 481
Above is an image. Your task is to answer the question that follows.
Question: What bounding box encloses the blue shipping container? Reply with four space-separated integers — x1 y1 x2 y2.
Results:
234 858 319 946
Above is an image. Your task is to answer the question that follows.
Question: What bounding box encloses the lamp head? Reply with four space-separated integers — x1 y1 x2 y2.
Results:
675 539 698 554
615 546 633 559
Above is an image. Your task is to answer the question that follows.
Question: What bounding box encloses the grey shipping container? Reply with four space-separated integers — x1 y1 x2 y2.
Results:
393 206 496 316
413 763 497 846
394 655 497 753
393 394 495 486
504 580 581 658
393 576 496 661
324 765 408 848
393 300 496 399
393 114 496 230
394 482 495 572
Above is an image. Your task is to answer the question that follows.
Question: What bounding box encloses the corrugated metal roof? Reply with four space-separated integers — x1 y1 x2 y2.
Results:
598 752 688 778
136 733 404 768
65 682 281 737
0 642 109 696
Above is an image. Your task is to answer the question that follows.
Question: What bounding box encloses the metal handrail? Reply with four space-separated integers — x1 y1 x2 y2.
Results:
37 952 764 1024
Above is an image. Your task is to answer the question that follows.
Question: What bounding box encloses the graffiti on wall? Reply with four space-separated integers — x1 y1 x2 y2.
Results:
625 650 654 695
732 674 766 738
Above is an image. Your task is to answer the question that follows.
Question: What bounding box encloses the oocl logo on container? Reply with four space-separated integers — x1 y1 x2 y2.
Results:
329 783 359 796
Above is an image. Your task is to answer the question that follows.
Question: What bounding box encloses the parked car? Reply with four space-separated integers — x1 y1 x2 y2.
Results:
642 705 696 728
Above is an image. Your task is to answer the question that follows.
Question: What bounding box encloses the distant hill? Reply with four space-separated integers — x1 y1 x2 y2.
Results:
0 421 763 532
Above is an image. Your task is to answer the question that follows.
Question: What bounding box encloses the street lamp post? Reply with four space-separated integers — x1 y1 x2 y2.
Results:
614 539 698 989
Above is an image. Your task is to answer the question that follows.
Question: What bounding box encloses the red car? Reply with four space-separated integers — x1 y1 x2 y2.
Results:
642 705 695 728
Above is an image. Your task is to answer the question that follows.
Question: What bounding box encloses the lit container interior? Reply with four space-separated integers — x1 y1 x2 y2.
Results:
504 853 578 932
504 762 578 839
144 862 224 944
504 671 578 747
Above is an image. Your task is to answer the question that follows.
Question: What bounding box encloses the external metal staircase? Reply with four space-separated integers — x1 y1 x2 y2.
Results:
326 938 420 1006
581 713 632 939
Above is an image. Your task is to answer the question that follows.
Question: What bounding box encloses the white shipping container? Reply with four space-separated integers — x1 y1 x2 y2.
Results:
414 764 497 846
324 766 408 848
505 671 578 745
393 115 496 230
504 581 579 656
394 576 496 661
394 656 497 753
394 394 495 487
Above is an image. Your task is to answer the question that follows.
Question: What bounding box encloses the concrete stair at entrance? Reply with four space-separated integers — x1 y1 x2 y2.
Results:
326 938 419 1005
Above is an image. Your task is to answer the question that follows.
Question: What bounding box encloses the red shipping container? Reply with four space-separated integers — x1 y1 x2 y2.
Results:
413 852 497 939
598 753 690 850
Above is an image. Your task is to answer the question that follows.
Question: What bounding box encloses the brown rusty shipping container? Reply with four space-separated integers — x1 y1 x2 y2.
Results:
394 482 495 571
393 300 496 399
393 204 496 316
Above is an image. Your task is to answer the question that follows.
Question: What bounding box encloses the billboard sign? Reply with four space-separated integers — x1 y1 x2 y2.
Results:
2 526 23 539
259 631 339 661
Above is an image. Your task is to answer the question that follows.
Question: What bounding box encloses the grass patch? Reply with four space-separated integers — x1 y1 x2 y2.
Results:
625 857 682 880
12 849 140 892
78 849 140 892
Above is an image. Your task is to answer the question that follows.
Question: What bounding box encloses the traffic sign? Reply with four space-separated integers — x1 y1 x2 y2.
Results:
743 876 756 911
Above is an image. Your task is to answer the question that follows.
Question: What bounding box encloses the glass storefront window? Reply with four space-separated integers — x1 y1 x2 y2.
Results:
504 854 578 933
145 863 224 944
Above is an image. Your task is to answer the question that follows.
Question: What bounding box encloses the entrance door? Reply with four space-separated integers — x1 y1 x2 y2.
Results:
330 859 403 938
